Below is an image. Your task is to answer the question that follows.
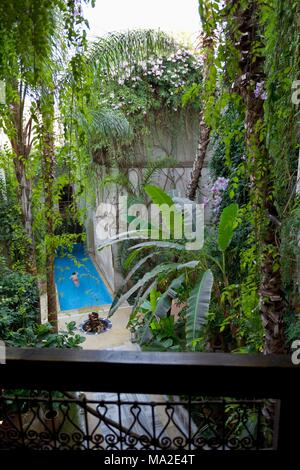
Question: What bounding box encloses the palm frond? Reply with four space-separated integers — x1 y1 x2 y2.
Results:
89 29 176 77
100 174 135 194
141 156 177 188
89 108 133 143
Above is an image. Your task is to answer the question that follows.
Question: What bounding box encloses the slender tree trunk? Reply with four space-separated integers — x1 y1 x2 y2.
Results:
186 32 214 201
9 83 37 274
186 110 210 201
227 0 285 354
42 92 58 332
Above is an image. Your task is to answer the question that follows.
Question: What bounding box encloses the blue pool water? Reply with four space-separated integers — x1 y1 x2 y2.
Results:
54 244 112 311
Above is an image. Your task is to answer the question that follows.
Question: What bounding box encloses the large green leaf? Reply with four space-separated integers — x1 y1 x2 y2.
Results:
108 260 198 317
217 203 239 252
124 252 159 284
124 248 144 270
131 280 158 318
185 270 214 350
144 184 174 206
144 185 183 237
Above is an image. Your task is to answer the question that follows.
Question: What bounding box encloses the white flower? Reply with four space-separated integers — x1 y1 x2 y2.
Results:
152 65 160 73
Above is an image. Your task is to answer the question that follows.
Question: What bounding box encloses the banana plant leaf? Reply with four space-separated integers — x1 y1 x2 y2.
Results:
185 269 214 350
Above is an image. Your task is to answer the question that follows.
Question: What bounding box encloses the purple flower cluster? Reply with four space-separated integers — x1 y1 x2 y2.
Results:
204 177 229 215
254 81 267 100
212 176 229 192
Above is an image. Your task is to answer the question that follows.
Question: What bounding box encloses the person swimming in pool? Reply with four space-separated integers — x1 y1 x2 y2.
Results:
70 271 80 287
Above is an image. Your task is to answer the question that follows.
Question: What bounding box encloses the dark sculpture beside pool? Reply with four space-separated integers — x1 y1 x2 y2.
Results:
80 312 112 335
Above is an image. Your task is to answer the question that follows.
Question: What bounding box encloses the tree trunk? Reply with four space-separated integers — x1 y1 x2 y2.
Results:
13 156 36 272
186 32 214 201
227 0 285 353
9 83 36 274
42 92 58 332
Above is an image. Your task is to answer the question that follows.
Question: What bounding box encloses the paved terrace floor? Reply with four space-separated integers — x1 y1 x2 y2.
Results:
58 305 138 351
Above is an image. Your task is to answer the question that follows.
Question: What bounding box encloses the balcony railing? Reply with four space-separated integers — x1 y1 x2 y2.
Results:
0 348 298 456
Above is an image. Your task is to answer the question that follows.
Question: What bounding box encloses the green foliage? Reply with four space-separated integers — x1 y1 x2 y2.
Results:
108 260 198 317
128 287 185 351
262 1 300 341
94 39 202 117
84 108 133 151
182 83 202 107
89 30 176 77
0 177 28 270
280 206 300 295
101 157 177 201
0 0 298 355
5 320 85 349
155 274 185 318
218 203 239 252
185 270 214 351
0 267 39 336
286 313 300 346
0 264 85 348
144 184 174 207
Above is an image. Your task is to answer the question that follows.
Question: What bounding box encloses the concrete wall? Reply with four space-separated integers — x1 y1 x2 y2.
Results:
85 109 213 293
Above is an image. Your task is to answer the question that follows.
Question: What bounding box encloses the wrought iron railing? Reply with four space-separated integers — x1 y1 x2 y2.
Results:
0 348 298 453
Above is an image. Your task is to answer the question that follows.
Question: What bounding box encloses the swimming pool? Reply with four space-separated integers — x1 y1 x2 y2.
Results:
54 244 112 311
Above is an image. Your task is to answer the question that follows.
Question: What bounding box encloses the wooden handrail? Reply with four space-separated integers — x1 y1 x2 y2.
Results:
0 348 298 397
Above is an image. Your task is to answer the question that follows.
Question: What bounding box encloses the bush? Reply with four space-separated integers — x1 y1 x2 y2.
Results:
0 261 85 348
